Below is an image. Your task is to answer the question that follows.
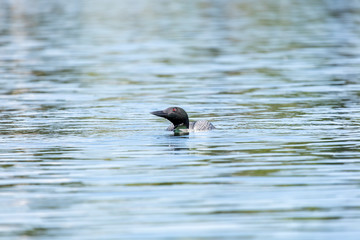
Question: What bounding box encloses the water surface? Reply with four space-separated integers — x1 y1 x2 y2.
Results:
1 0 360 239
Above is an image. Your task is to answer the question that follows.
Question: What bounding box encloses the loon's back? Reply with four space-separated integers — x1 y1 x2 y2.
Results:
167 120 215 131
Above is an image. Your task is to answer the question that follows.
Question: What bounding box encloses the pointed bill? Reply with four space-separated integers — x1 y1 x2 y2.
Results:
151 110 167 118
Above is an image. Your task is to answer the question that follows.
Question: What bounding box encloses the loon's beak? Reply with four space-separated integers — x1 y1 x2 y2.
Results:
151 110 168 118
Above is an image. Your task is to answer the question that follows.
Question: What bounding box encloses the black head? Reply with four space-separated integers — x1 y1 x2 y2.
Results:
151 107 189 129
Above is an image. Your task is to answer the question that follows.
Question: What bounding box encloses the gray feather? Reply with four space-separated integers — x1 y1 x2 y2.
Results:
166 120 215 131
192 120 216 131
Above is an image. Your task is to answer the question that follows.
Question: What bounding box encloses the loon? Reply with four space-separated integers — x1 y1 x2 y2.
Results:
151 107 215 133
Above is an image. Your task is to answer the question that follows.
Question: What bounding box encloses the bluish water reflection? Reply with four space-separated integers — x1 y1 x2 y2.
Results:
1 0 360 239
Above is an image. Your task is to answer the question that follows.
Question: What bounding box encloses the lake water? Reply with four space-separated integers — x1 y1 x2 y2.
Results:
1 0 360 239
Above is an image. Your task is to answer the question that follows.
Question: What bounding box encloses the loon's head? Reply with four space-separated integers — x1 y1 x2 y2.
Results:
151 107 189 129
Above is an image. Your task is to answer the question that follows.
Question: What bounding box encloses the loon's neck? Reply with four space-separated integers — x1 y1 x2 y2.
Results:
173 118 189 130
174 124 188 134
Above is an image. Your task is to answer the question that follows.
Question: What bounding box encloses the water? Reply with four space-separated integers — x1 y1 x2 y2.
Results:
1 0 360 239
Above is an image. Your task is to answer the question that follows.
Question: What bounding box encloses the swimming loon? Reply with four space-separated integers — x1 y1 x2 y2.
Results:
151 107 215 133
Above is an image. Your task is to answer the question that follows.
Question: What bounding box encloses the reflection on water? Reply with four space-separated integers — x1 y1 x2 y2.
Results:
1 0 360 239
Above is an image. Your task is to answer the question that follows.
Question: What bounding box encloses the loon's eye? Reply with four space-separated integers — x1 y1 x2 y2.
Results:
172 108 177 112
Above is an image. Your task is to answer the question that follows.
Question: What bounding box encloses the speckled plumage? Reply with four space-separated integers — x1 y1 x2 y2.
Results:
166 120 215 131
